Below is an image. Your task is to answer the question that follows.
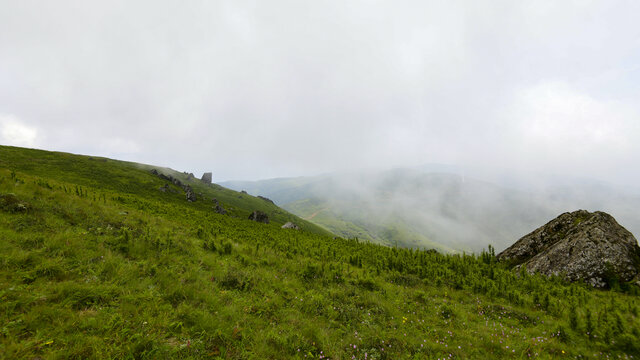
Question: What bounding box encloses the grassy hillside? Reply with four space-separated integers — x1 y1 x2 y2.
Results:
0 146 331 237
283 197 456 253
1 146 639 359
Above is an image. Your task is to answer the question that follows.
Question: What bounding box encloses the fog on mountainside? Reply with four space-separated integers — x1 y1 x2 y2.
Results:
222 168 640 253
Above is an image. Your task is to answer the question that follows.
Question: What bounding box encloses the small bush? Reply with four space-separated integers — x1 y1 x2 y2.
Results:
616 333 639 353
219 240 233 255
353 276 380 291
220 267 252 291
301 263 320 282
553 325 570 343
441 304 455 320
202 239 217 252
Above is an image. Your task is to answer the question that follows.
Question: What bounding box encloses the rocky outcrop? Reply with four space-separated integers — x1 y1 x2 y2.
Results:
498 210 640 288
151 169 197 202
185 185 197 202
249 210 269 224
201 172 212 184
212 198 226 214
258 196 274 204
281 222 300 230
0 193 28 213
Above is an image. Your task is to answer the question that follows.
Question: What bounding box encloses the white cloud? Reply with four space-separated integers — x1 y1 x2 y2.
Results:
0 114 39 147
504 80 639 179
0 1 639 183
98 137 142 156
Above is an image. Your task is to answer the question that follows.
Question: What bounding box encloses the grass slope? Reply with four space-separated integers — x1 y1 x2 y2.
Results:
283 198 456 253
1 145 639 359
0 146 331 237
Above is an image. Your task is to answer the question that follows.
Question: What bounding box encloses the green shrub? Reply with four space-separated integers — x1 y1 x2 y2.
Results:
220 267 252 291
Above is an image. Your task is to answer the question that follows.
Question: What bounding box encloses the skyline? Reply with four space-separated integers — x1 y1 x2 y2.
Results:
1 1 639 185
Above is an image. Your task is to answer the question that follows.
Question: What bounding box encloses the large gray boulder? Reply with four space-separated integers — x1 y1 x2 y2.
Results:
497 210 640 288
201 172 212 184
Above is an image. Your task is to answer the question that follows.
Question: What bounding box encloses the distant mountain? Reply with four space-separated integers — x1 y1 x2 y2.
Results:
222 168 640 253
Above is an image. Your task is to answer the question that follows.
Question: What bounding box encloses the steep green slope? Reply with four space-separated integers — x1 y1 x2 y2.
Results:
1 146 639 359
0 145 331 237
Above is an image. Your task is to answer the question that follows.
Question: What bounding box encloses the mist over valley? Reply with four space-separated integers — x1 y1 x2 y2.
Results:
223 167 640 253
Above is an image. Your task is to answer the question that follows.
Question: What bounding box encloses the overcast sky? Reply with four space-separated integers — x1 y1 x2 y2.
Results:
1 1 639 184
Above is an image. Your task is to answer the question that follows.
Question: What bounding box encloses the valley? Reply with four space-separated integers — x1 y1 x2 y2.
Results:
223 169 640 253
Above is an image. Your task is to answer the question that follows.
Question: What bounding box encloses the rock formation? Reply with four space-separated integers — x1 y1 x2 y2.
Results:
497 210 640 288
201 172 212 184
185 185 197 202
281 222 300 230
0 193 28 212
249 210 269 224
151 170 196 201
212 198 226 214
258 195 274 204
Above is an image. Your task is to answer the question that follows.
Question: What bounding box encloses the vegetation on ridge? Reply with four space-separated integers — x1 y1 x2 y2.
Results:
1 145 639 359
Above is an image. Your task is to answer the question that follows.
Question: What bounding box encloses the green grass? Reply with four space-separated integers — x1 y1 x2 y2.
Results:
284 198 457 253
1 145 639 359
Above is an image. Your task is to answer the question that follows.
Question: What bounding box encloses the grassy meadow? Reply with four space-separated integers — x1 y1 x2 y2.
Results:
0 145 639 359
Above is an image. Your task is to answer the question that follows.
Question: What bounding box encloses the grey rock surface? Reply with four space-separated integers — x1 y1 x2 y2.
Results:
248 210 269 224
185 185 197 202
498 210 640 287
258 195 275 204
0 193 28 212
281 222 300 230
201 172 212 184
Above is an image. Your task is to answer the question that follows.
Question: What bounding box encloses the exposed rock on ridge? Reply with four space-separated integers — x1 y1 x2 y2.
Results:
249 210 269 224
498 210 640 288
150 169 197 202
281 222 299 230
258 195 274 204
